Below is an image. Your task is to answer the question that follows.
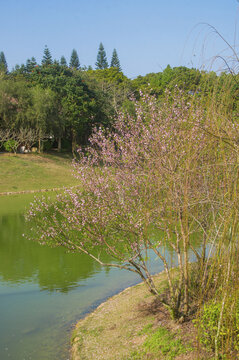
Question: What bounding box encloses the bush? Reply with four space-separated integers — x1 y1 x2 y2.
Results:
196 295 239 356
61 138 71 151
3 139 18 153
43 139 54 152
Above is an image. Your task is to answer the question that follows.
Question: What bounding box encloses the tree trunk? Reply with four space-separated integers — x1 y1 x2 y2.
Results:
183 233 189 315
72 131 77 154
38 138 41 153
57 137 61 152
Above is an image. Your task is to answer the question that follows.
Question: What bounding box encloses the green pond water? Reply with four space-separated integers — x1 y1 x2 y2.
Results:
0 193 165 360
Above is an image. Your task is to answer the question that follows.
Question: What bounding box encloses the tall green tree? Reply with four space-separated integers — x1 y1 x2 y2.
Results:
30 85 57 152
69 49 80 70
0 52 8 73
27 63 109 150
110 48 121 71
86 67 131 112
42 46 53 66
0 77 33 132
95 43 108 69
25 57 37 73
60 56 67 67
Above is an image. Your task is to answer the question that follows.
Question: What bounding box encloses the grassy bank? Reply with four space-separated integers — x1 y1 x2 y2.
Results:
0 152 79 194
71 272 212 360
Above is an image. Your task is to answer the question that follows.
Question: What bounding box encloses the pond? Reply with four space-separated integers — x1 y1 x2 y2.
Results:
0 193 165 360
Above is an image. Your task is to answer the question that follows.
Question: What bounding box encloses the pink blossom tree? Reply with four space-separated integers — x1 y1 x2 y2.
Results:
27 90 226 318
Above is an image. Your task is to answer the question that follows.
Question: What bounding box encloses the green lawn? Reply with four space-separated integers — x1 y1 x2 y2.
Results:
0 152 80 193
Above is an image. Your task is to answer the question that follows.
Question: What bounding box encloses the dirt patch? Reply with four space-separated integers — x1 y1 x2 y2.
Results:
71 273 212 360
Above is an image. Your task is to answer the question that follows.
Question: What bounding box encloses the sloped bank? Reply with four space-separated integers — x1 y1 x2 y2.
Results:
71 272 210 360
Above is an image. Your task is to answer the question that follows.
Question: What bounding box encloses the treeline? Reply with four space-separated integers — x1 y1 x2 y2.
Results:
0 45 238 153
0 43 121 72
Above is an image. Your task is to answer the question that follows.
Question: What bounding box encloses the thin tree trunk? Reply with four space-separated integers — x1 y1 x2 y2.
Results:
57 137 61 152
72 131 76 154
181 172 189 315
215 257 231 359
183 232 189 315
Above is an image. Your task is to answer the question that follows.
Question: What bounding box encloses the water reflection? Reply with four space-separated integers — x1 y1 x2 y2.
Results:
0 194 203 360
0 213 106 292
0 195 141 360
0 212 202 292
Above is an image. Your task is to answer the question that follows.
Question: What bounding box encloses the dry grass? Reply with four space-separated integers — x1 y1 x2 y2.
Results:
71 273 212 360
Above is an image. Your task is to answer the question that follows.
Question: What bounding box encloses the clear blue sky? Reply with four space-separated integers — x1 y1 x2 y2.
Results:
1 0 239 78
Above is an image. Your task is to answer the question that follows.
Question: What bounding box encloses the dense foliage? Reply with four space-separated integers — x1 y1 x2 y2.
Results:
1 46 238 155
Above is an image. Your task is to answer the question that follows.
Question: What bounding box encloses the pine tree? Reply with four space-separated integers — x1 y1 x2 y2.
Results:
60 56 67 67
0 51 8 72
26 57 37 72
42 45 53 66
95 43 108 69
110 49 121 71
69 49 80 69
13 63 25 74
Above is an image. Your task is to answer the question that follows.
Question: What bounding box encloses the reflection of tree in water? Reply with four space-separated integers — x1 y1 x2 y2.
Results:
0 214 111 293
0 214 202 294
